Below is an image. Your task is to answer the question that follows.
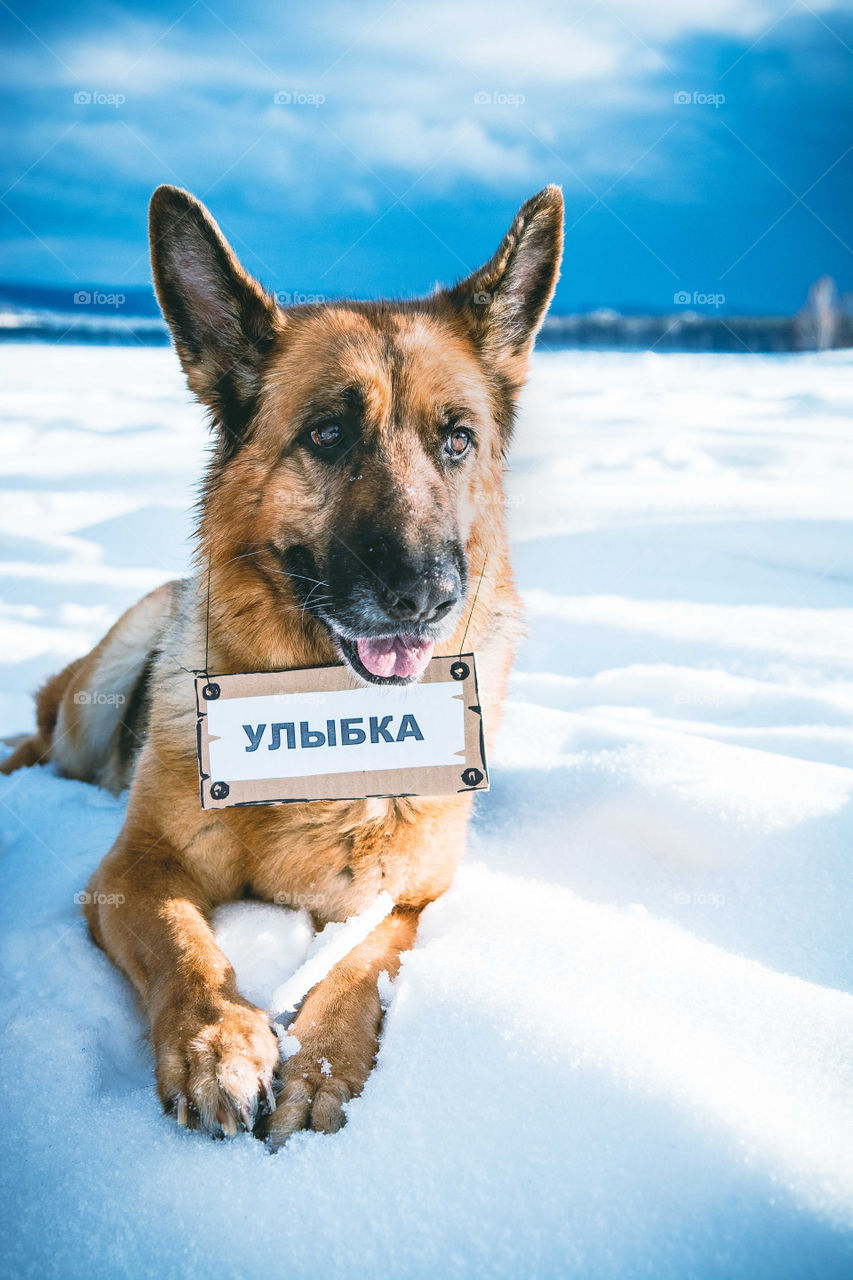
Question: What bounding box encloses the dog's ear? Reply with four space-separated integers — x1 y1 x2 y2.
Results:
149 185 280 456
447 185 563 388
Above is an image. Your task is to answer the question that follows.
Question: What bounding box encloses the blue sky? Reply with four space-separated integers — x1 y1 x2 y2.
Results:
1 0 851 312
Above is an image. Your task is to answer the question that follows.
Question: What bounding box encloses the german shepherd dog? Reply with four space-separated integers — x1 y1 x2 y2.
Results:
1 183 563 1145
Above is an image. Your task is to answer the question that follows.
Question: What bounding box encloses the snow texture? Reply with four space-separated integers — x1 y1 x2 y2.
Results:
1 344 853 1278
270 891 395 1022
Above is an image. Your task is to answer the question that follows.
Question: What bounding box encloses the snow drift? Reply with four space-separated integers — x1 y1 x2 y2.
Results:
1 345 853 1278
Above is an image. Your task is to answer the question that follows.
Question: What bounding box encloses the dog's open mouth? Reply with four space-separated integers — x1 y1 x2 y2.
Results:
338 633 435 685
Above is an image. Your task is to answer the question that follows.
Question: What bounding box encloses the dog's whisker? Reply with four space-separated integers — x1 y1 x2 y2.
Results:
261 562 325 588
298 582 330 628
214 547 264 570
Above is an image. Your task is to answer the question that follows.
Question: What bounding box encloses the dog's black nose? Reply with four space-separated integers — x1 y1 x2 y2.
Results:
327 528 467 635
379 572 460 625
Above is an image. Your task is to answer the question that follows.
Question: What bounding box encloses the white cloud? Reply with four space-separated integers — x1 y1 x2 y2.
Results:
609 0 843 40
325 0 845 83
354 3 631 84
334 110 537 186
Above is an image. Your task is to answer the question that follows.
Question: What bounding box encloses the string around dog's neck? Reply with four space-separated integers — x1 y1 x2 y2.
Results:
459 553 488 657
200 549 488 676
203 553 212 676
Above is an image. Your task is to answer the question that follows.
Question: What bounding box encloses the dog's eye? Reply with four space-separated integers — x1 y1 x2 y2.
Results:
309 423 343 450
444 427 471 459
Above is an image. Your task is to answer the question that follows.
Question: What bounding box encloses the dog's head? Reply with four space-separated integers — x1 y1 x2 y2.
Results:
150 184 563 684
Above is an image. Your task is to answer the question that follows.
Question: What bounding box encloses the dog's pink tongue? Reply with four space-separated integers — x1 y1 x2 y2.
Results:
357 635 434 679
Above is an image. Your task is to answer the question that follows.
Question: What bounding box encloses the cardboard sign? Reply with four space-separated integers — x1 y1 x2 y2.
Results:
195 653 488 808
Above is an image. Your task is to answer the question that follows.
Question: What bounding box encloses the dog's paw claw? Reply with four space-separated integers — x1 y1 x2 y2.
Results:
260 1077 276 1116
237 1101 256 1132
219 1108 238 1137
156 1000 280 1140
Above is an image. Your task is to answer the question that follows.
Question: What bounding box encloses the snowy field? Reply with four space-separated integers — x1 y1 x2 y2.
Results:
2 342 853 1279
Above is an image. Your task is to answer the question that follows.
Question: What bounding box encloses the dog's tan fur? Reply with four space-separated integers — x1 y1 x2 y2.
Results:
1 184 563 1145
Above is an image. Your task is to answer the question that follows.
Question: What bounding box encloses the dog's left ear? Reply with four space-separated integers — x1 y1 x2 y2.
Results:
448 185 563 388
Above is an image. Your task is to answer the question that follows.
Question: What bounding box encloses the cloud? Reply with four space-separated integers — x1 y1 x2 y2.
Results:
352 2 632 84
328 111 535 187
610 0 844 39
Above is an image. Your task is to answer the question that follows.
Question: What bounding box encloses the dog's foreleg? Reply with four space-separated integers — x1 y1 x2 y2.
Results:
84 839 280 1136
266 905 421 1147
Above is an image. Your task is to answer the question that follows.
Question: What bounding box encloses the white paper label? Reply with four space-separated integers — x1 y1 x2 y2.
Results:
206 680 466 782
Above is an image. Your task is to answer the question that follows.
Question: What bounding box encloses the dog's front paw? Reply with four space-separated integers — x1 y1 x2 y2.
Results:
155 998 280 1137
265 1035 372 1149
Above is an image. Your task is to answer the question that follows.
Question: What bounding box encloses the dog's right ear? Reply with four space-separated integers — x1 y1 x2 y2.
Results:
149 185 281 456
447 185 563 392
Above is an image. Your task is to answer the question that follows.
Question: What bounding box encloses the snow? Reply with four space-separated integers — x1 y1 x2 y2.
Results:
270 891 396 1024
2 343 853 1277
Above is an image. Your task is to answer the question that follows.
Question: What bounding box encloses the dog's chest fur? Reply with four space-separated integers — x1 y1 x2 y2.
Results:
136 591 517 924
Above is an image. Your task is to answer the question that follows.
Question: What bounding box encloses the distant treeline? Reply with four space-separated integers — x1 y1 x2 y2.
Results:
539 278 853 353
